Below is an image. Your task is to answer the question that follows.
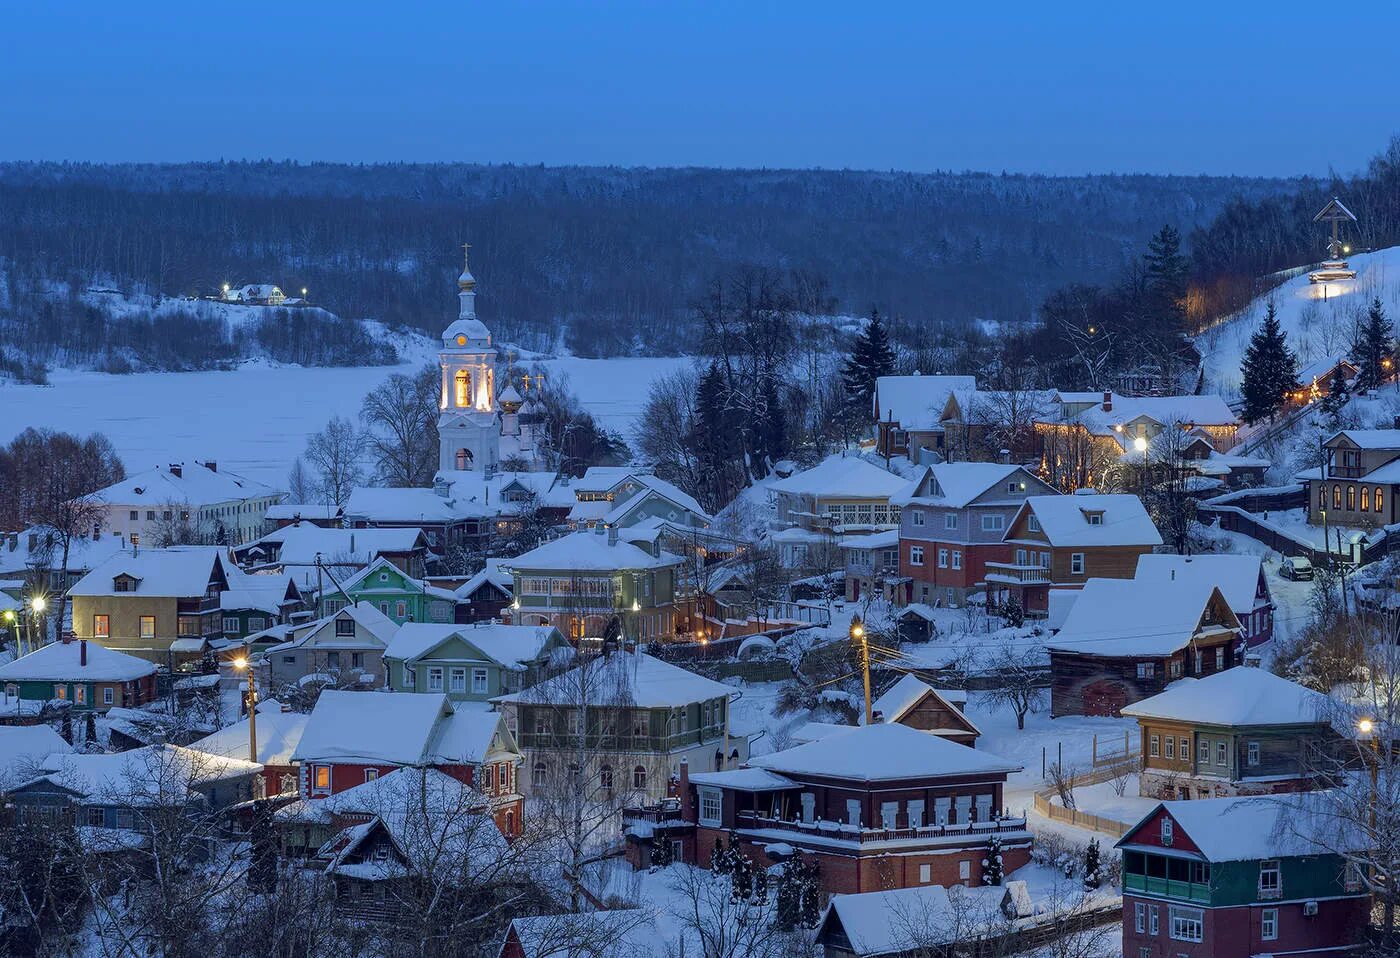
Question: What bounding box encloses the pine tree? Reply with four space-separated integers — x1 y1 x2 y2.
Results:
775 863 801 930
1320 367 1350 425
797 860 823 929
1143 225 1188 330
1239 302 1300 424
841 309 896 421
650 835 675 868
1083 838 1103 890
1353 297 1395 392
982 834 1005 886
692 363 744 511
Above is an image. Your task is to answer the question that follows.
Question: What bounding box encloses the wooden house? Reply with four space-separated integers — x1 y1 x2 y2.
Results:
259 601 399 689
865 674 980 747
0 635 156 712
1045 577 1241 718
383 622 566 702
1120 667 1339 800
188 703 310 801
1118 796 1368 958
1306 428 1400 528
324 556 454 625
1134 553 1275 647
871 374 977 461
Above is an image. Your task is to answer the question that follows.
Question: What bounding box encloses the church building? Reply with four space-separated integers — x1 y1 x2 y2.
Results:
437 247 546 473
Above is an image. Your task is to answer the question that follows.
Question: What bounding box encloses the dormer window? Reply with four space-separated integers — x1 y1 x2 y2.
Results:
1084 511 1104 526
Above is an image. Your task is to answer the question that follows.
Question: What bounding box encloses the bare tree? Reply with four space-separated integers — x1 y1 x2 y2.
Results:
360 364 440 488
303 415 367 506
286 457 311 502
635 367 703 496
667 862 815 958
147 499 212 547
986 643 1044 731
1048 760 1079 811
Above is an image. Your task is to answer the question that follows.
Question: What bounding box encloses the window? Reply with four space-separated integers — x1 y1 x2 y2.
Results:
87 806 105 827
1194 650 1203 674
912 510 925 527
1318 485 1326 508
395 600 407 619
379 602 389 615
334 617 355 636
129 510 138 521
1333 484 1342 508
1070 553 1085 575
910 546 924 566
472 668 488 694
699 789 722 825
1137 662 1156 679
1215 647 1224 671
247 616 265 632
1216 741 1227 766
1168 906 1203 942
1259 859 1281 898
1161 817 1173 846
1347 485 1356 510
1028 515 1041 533
1150 735 1160 757
449 668 466 693
1134 902 1146 933
944 513 958 530
1198 740 1209 763
351 652 363 669
428 668 444 692
981 514 1005 532
93 615 110 639
951 551 962 570
1007 481 1020 494
103 687 114 705
599 764 612 789
919 863 932 883
325 651 340 670
1362 486 1372 511
1086 512 1104 526
403 666 415 688
364 768 379 783
1165 737 1175 759
222 617 240 633
632 765 648 790
1377 487 1385 514
532 761 547 787
938 548 949 568
958 860 970 880
1247 741 1260 766
1261 908 1278 940
1179 737 1189 759
1149 905 1158 935
313 766 331 792
75 685 87 705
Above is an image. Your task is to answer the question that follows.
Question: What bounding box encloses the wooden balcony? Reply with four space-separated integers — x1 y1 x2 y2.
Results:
983 561 1051 585
734 811 1028 845
1124 873 1211 903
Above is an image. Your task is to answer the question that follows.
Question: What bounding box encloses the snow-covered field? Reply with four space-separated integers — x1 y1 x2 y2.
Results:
1196 245 1400 397
0 354 693 488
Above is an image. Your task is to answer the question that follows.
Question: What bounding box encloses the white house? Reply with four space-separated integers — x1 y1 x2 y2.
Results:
92 461 281 546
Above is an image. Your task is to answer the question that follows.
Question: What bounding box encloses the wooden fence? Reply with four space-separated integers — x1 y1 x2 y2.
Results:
1031 757 1139 839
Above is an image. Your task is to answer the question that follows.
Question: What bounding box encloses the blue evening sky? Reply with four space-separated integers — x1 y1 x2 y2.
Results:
1 1 1393 176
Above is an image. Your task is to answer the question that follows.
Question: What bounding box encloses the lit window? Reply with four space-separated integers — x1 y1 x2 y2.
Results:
313 766 331 792
93 615 110 639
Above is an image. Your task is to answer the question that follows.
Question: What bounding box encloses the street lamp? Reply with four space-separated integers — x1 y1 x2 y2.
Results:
850 616 871 725
1359 718 1380 831
231 657 259 764
1133 435 1149 494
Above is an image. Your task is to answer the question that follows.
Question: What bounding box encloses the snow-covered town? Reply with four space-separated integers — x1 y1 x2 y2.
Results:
4 9 1400 958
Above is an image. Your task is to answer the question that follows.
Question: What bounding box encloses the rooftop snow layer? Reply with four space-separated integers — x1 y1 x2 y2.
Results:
0 639 157 682
1120 668 1330 727
749 723 1019 782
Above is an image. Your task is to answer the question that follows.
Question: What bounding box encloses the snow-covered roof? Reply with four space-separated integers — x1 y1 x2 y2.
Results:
235 284 283 300
789 721 858 744
38 744 261 804
1328 428 1400 451
1121 668 1330 727
384 622 559 669
291 690 507 766
1122 793 1362 862
839 529 899 550
1133 554 1263 613
1051 393 1237 435
506 910 659 958
688 767 797 790
1296 353 1352 384
1045 588 1079 632
240 523 423 566
0 526 129 575
343 486 467 523
94 461 276 507
874 374 978 431
264 503 342 522
891 462 1033 508
0 638 157 682
506 529 682 572
455 558 514 598
768 455 908 500
946 387 1058 424
496 652 733 709
749 723 1019 782
1045 577 1235 657
69 545 231 598
188 703 310 767
0 725 72 789
864 674 979 735
220 569 297 614
820 884 1011 954
442 317 491 345
1012 493 1162 547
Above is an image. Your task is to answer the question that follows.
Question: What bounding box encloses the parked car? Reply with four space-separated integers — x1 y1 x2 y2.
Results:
1281 556 1314 581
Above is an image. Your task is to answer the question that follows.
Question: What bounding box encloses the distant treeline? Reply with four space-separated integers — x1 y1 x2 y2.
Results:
0 161 1299 364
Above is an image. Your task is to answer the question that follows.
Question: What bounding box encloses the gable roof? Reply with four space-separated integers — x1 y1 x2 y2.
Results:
1120 793 1362 862
1011 493 1162 548
891 462 1039 508
1120 668 1331 727
93 462 276 507
0 725 73 789
338 555 423 594
874 374 978 431
506 530 682 572
69 545 231 598
1048 394 1237 436
495 652 732 709
1045 578 1237 657
187 702 310 767
291 690 510 766
384 622 560 669
503 910 658 958
1133 554 1264 613
455 558 514 599
749 723 1019 782
1326 428 1400 451
0 638 157 683
38 744 260 804
767 455 908 500
292 602 399 648
863 674 981 736
238 523 424 567
220 569 299 614
819 884 1010 956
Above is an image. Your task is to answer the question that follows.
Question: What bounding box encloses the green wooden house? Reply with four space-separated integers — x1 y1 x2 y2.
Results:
219 571 305 643
321 556 455 626
383 622 567 701
1118 795 1368 958
0 636 157 712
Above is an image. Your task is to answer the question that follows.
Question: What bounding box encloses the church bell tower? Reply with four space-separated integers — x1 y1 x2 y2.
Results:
437 245 501 472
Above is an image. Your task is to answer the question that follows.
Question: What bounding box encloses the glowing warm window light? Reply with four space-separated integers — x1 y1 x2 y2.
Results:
455 369 471 407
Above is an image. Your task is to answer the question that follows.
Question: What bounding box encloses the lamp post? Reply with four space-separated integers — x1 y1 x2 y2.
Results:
232 657 259 764
1359 718 1380 832
851 616 871 725
1133 435 1149 496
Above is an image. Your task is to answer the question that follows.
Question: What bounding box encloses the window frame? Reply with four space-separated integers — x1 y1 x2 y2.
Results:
1070 552 1085 575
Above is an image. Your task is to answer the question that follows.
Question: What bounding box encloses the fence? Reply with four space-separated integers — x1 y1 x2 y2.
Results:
1031 757 1139 839
1198 487 1393 566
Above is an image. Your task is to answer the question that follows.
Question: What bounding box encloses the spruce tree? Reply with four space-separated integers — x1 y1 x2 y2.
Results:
1083 838 1103 890
60 712 72 745
1143 224 1189 339
1353 297 1395 392
1239 302 1299 424
841 308 896 420
1320 367 1350 425
982 834 1005 886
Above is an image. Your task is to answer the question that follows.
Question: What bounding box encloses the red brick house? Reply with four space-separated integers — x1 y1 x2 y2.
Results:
290 689 524 837
892 463 1058 608
658 723 1030 895
1118 795 1368 958
989 491 1161 615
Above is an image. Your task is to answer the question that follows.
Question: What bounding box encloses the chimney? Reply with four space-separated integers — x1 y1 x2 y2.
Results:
170 464 182 478
999 448 1011 464
80 639 87 667
678 759 695 823
1101 390 1112 413
871 709 885 724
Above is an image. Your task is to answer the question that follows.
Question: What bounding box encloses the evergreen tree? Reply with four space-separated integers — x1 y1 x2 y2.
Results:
775 863 801 931
982 834 1005 886
1143 224 1189 332
650 835 675 869
247 799 279 893
841 309 896 421
1239 302 1300 424
1353 297 1395 392
797 860 823 928
83 711 97 747
1320 367 1351 425
752 374 787 468
60 712 72 745
1083 838 1103 890
692 363 745 511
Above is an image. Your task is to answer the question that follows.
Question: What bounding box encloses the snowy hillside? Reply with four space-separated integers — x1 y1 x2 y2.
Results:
1196 246 1400 397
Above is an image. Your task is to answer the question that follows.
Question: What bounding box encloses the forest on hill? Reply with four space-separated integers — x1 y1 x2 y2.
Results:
0 161 1299 372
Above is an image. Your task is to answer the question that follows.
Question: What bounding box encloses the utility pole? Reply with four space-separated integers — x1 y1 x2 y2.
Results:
851 616 871 725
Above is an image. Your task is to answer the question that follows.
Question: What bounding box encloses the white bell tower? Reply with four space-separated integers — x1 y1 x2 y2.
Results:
438 245 501 472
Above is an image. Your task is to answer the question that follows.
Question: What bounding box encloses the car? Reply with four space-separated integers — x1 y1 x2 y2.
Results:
1280 555 1314 581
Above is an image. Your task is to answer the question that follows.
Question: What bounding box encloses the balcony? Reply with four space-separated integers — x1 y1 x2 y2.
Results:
983 562 1051 586
734 811 1028 846
1124 873 1211 903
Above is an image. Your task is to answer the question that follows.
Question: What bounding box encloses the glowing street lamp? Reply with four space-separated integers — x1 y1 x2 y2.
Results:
231 656 259 764
29 596 46 614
